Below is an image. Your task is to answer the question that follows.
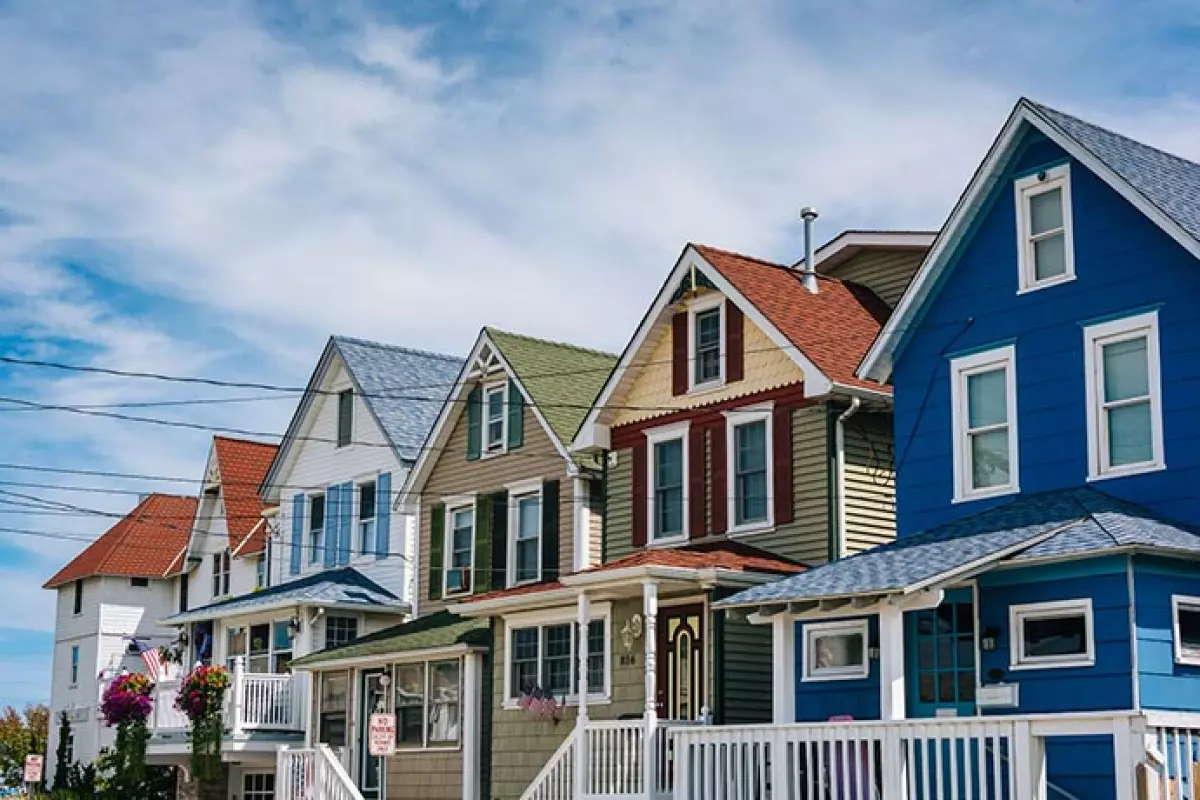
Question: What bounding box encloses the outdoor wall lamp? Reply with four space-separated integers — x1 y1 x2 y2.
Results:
288 617 303 636
867 633 881 661
981 625 1001 652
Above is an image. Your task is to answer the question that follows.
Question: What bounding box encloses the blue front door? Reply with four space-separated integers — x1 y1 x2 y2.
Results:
907 588 977 718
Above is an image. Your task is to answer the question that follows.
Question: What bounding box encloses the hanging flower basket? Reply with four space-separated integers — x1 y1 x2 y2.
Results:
518 686 562 724
175 664 230 781
100 672 155 785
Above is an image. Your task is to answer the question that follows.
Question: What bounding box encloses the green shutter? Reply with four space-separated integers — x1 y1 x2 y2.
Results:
507 382 524 449
466 387 482 461
541 479 560 581
474 494 493 594
491 491 509 588
428 504 445 601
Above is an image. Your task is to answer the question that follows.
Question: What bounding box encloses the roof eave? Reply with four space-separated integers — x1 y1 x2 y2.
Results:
293 640 485 672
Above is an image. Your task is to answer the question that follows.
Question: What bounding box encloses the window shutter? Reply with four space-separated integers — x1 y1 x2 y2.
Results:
491 492 509 587
474 495 493 594
541 480 560 581
710 423 728 534
290 494 304 575
428 504 445 601
632 440 648 546
507 383 524 449
323 486 338 568
375 472 391 558
689 427 707 539
773 405 795 525
671 312 689 396
338 481 354 565
726 303 744 383
466 387 483 461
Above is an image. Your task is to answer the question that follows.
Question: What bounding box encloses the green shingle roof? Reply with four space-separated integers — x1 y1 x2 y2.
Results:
291 611 489 668
486 328 618 444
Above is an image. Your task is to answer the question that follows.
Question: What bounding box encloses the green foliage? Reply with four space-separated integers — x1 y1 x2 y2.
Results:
0 703 49 785
53 712 71 790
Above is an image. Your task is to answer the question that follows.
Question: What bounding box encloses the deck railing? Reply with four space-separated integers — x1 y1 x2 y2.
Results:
144 659 308 738
277 744 364 800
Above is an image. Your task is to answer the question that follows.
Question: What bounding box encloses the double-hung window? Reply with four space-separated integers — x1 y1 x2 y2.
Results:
70 645 79 686
505 612 609 704
1015 164 1074 291
445 505 475 596
485 384 507 453
309 494 325 563
647 424 688 542
1084 310 1164 479
211 548 230 598
324 616 359 650
1172 595 1200 666
726 408 772 531
1010 599 1094 669
508 486 542 586
358 481 377 554
318 672 349 748
689 299 724 390
950 345 1018 502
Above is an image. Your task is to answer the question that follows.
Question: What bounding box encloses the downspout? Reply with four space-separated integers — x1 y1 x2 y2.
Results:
834 398 862 560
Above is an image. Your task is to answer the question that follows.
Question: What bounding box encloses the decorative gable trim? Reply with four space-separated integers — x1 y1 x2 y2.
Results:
860 99 1200 383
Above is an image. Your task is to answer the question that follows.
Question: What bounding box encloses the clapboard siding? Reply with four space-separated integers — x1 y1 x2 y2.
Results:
1133 556 1200 712
721 612 773 723
604 448 634 563
822 249 924 308
842 412 897 555
385 748 463 800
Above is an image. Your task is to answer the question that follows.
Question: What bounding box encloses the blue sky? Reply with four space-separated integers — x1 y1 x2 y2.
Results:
2 0 1200 709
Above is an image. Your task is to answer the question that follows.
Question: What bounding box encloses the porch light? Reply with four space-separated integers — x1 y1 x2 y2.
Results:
288 617 302 636
867 632 881 661
981 625 1000 652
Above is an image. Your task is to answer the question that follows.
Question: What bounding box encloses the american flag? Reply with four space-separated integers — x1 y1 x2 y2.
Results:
131 638 163 679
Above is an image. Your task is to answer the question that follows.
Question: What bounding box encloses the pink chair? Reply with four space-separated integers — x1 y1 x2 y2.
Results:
828 715 874 800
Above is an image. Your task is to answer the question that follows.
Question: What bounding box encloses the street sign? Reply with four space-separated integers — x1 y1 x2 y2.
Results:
23 754 43 784
368 713 396 757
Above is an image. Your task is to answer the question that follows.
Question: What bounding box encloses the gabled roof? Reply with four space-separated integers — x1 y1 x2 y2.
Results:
291 610 490 669
861 98 1200 382
44 494 198 588
262 336 463 499
162 566 403 624
716 487 1200 610
210 436 279 557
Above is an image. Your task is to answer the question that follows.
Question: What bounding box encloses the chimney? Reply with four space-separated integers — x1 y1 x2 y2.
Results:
800 206 819 294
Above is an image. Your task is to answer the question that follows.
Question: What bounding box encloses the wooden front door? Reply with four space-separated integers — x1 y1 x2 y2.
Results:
656 604 704 720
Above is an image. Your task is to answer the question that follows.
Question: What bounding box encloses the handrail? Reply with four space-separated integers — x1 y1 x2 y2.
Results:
520 727 577 800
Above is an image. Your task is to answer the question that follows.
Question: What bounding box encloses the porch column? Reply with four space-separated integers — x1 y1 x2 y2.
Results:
772 615 796 724
230 656 246 735
462 653 481 800
643 581 659 797
879 605 905 721
573 592 590 800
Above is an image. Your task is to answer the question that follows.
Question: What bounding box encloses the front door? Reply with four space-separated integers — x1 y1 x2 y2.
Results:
907 588 977 718
358 669 390 800
656 604 704 720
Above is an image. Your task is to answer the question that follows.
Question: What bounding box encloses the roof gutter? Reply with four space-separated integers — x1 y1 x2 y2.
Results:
292 641 484 672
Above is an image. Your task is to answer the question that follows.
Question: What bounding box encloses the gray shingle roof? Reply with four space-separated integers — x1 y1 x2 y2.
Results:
333 336 464 462
717 487 1200 609
1029 100 1200 244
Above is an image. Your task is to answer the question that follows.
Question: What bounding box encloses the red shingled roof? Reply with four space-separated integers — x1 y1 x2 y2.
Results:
43 494 198 588
461 540 803 605
212 436 279 556
693 244 893 393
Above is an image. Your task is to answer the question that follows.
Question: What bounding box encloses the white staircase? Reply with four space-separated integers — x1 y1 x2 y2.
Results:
521 727 577 800
277 744 364 800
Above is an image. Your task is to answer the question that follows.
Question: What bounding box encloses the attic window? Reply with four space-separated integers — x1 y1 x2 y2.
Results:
336 389 353 448
688 296 725 391
130 577 149 588
1015 164 1075 292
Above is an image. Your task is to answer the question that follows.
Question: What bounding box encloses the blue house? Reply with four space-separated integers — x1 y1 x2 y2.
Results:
676 100 1200 800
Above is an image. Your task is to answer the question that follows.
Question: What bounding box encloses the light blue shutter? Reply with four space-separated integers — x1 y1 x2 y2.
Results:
290 494 304 575
339 481 354 565
323 486 338 568
375 472 392 559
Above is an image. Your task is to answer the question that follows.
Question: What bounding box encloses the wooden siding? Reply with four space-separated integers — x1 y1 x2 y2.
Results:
822 249 924 308
842 412 897 555
1132 556 1200 712
609 293 806 427
489 597 645 799
418 397 574 614
385 749 463 800
604 448 634 563
720 611 773 724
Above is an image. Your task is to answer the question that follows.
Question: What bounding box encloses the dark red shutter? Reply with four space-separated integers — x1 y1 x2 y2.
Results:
773 404 794 525
632 440 648 547
688 426 706 539
671 312 689 396
726 303 744 383
710 422 728 535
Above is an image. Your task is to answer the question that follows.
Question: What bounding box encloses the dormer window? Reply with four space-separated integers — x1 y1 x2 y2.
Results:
1015 164 1075 292
688 297 725 392
485 383 507 453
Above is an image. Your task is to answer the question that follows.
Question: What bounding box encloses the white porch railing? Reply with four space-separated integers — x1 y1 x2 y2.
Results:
148 678 190 731
277 744 365 800
521 726 576 800
1143 711 1200 800
145 661 309 737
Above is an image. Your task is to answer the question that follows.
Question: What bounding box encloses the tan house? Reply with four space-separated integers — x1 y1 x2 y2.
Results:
456 231 932 799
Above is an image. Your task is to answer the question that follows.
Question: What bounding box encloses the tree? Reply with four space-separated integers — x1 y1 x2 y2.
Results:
53 712 72 790
0 703 50 785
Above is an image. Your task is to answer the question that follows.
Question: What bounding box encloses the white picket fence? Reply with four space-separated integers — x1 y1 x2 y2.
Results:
277 744 365 800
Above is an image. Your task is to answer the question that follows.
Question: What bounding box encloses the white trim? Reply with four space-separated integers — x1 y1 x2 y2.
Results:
645 421 691 545
950 345 1020 503
506 481 544 588
687 293 726 393
814 230 937 274
443 501 476 599
801 618 870 682
1083 310 1165 481
1010 598 1095 670
1171 594 1200 666
481 380 509 458
724 405 774 535
1014 164 1076 293
501 603 612 708
353 475 378 557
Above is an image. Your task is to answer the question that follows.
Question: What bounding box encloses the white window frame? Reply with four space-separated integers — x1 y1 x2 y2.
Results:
1015 164 1075 293
724 404 774 535
506 479 543 588
225 619 296 673
645 422 691 545
1084 310 1165 481
688 294 726 393
501 604 612 709
443 497 476 598
308 494 325 564
241 771 276 800
801 618 870 682
483 381 508 457
357 478 378 555
1010 598 1095 670
211 548 231 598
950 345 1020 503
392 657 464 751
1171 595 1200 666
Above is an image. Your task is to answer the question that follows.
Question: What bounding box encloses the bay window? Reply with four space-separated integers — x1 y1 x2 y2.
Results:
950 345 1019 502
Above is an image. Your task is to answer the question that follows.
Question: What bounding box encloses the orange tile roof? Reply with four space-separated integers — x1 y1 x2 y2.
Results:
693 244 893 393
43 494 198 588
212 436 279 556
